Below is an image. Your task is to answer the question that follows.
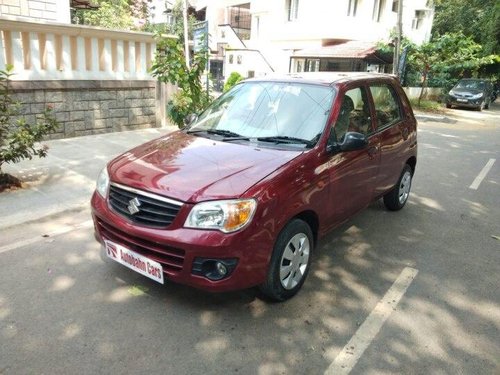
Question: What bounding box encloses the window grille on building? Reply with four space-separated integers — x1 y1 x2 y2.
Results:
347 0 359 16
228 4 251 39
412 10 425 29
286 0 300 21
373 0 386 22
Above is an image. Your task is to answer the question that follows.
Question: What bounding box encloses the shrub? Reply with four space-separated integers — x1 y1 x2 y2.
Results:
0 65 59 177
409 98 444 113
151 37 211 127
223 72 244 92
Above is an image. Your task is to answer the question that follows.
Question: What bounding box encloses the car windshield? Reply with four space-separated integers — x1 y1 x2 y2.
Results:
455 80 485 90
188 81 335 148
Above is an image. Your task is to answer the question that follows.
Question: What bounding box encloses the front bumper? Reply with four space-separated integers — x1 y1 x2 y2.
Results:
447 95 483 108
91 191 273 292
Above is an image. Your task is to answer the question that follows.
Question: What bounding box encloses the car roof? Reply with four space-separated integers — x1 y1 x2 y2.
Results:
244 72 398 86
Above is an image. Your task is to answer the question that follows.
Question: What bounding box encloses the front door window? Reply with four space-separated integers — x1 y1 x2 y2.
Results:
333 87 373 142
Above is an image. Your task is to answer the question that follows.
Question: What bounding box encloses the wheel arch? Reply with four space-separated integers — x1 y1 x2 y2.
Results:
406 156 417 175
293 210 319 247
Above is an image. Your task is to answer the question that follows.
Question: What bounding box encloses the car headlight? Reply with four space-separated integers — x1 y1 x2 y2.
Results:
96 167 110 198
448 90 456 96
185 199 257 233
471 93 483 99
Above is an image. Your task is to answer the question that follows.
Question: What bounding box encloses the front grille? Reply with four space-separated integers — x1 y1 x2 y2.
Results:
97 218 185 274
108 183 182 228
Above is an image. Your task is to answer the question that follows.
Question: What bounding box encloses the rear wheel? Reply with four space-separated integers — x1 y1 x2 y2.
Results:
259 219 313 301
383 164 412 211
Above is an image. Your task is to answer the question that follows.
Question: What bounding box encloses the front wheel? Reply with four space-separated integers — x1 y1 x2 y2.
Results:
259 219 313 302
383 165 413 211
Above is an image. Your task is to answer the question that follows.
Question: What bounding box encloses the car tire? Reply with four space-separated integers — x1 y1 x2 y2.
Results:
259 219 313 302
446 103 452 109
484 100 490 109
383 164 413 211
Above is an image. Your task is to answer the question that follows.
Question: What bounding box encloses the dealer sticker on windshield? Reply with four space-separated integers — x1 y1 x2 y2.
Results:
104 239 164 284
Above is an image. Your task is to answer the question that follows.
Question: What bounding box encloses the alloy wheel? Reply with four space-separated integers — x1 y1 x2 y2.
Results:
398 171 412 205
279 233 310 290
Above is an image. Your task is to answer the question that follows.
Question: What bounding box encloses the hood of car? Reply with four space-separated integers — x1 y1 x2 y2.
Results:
451 87 483 96
108 131 302 203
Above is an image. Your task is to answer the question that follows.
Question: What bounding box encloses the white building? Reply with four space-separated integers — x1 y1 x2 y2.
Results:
193 0 434 82
0 0 71 23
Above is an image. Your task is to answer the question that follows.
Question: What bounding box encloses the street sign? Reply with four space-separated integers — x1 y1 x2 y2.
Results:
193 21 208 53
192 21 209 92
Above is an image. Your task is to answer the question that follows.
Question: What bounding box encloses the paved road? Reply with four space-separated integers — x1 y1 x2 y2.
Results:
1 103 499 374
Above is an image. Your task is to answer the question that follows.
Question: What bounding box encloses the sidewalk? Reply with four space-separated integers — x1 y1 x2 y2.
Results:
0 126 177 230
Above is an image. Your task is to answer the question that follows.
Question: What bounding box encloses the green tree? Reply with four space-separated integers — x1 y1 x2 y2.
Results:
433 0 500 55
74 0 152 30
0 66 59 184
151 37 210 127
409 33 496 104
146 0 197 38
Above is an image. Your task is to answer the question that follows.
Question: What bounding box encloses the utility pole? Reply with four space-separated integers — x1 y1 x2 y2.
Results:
183 0 190 69
393 0 403 75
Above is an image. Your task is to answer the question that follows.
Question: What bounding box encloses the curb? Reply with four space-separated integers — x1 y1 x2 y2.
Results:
414 113 456 123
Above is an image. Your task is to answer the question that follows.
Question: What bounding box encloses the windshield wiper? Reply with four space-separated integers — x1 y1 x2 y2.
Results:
187 130 315 147
187 129 243 138
221 136 251 142
256 136 314 148
187 129 252 143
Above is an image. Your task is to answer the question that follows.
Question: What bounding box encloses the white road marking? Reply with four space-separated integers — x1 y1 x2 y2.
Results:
469 158 496 190
0 220 93 254
325 267 419 375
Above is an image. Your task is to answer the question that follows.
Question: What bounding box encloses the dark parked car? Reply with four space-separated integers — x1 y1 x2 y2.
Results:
91 73 417 301
446 78 493 110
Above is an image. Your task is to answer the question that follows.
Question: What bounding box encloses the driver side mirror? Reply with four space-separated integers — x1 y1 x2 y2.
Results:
327 132 368 154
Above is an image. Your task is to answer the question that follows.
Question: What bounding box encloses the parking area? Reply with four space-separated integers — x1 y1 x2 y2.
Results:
1 103 499 374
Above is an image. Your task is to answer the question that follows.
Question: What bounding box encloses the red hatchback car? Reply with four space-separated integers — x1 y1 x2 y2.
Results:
91 73 417 301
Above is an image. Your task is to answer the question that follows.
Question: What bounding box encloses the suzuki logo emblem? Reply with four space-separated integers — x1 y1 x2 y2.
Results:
127 197 141 215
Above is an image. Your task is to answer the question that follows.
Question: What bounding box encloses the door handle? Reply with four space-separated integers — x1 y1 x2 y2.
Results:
402 127 409 139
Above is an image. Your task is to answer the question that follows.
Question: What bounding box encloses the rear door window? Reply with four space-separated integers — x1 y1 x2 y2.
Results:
369 84 402 130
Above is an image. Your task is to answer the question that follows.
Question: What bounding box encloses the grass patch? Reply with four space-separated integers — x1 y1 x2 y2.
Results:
409 98 445 113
